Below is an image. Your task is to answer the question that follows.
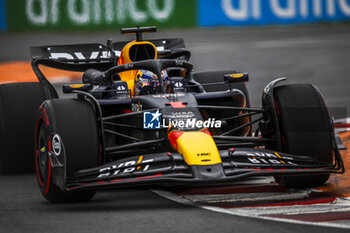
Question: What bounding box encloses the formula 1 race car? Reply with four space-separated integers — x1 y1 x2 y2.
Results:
0 26 345 202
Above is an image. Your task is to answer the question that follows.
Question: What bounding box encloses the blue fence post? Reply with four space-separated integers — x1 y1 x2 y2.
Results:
0 0 5 31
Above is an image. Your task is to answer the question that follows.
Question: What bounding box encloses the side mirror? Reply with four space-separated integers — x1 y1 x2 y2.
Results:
224 73 249 83
82 69 109 85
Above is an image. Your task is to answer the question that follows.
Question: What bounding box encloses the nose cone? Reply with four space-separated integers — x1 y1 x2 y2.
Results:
168 129 222 166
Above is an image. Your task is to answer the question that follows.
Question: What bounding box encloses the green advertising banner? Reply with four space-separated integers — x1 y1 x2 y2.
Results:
6 0 196 31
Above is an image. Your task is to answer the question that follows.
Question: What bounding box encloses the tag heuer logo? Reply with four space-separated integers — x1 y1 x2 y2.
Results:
174 82 183 88
117 85 126 91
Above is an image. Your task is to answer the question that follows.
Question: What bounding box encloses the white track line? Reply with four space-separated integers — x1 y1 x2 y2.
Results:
182 191 309 204
334 118 350 124
334 117 350 133
152 189 350 229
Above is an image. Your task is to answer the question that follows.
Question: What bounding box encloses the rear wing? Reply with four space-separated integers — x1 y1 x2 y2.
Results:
30 38 187 99
30 38 186 72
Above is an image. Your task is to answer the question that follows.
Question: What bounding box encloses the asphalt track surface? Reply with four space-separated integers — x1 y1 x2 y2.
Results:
0 24 350 233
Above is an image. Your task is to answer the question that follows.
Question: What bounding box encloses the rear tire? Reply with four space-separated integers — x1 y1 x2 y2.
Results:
274 84 333 188
0 82 46 174
35 99 99 203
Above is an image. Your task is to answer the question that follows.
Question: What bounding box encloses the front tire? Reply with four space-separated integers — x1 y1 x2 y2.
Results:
35 99 99 203
274 84 333 188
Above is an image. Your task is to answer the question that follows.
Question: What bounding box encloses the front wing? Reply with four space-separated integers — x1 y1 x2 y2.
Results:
59 147 344 191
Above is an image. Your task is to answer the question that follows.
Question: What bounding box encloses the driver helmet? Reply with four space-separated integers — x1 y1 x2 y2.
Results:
134 70 169 95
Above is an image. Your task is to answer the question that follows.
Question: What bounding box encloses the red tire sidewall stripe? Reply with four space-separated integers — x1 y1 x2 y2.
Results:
35 116 45 187
35 109 52 193
45 158 52 194
42 108 49 127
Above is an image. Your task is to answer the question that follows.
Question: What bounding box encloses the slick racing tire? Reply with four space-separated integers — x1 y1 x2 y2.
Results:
0 82 46 174
35 99 99 203
274 84 333 188
192 70 250 107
